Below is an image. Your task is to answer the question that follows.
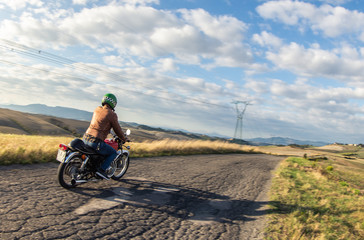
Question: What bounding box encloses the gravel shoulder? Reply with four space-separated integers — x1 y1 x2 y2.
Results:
0 154 283 240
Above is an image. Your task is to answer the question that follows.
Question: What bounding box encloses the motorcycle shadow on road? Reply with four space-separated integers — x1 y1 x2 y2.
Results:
70 178 273 224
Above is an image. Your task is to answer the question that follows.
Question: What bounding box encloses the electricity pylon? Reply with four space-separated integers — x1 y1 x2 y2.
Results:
232 101 251 140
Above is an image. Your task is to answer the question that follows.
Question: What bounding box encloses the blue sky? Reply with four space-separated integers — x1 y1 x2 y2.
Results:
0 0 364 143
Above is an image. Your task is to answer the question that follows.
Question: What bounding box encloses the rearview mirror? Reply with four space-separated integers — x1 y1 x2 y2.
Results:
125 129 131 136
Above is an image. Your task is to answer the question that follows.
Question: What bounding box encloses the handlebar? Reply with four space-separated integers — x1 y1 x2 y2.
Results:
115 137 131 144
110 129 131 144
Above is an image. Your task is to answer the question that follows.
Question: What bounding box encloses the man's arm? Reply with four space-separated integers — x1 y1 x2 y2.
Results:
110 113 126 142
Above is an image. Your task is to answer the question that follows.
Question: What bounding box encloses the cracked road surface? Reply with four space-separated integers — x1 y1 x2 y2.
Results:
0 154 283 240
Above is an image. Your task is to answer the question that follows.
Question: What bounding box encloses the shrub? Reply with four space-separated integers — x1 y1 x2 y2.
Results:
340 181 349 187
326 165 334 171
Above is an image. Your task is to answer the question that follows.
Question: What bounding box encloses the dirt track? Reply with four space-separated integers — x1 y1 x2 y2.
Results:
0 154 283 240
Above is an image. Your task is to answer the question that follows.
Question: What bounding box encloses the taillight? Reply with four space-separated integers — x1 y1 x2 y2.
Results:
59 144 69 151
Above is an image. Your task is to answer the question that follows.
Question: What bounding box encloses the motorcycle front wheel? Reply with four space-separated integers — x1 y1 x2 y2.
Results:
57 154 82 189
111 153 129 180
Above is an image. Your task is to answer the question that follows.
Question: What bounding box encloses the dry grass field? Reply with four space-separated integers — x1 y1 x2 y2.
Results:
130 138 256 157
253 144 364 190
0 134 73 165
0 134 255 165
260 145 364 240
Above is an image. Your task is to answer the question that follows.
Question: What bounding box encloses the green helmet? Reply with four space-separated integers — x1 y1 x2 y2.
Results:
102 93 117 109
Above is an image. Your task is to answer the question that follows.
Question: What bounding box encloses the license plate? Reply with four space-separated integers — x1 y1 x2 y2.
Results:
56 149 67 162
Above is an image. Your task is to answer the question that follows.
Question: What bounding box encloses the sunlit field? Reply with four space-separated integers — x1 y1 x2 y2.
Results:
130 138 256 157
0 134 256 165
266 155 364 239
0 134 74 165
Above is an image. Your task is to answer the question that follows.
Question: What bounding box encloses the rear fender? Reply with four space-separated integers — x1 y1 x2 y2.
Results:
64 151 82 163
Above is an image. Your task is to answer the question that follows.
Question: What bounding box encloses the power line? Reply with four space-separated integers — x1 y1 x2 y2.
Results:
0 38 233 109
0 56 231 110
3 38 237 110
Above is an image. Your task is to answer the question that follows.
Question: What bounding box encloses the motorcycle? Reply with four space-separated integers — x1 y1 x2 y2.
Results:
56 129 131 189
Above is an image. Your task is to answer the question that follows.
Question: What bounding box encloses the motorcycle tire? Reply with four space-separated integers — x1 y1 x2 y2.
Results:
111 153 129 180
57 154 82 189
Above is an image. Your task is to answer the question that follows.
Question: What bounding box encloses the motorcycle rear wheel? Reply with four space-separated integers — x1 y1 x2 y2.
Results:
57 155 82 189
111 153 129 180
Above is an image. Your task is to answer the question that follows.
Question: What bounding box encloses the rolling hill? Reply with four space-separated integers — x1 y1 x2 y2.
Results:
0 104 93 121
0 107 228 142
248 137 329 147
0 108 88 136
0 104 329 146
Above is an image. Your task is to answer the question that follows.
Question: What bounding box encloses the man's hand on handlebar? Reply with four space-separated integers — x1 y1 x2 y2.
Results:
115 136 130 144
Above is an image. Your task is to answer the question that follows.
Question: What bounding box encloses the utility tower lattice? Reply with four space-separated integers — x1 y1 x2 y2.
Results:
232 101 251 140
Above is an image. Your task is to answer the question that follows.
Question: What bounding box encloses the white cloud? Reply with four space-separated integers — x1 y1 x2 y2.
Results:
152 58 178 72
119 0 160 5
314 4 364 37
0 0 43 10
0 12 74 48
266 42 364 82
150 25 218 55
259 78 364 141
318 0 351 5
257 1 316 25
244 80 269 94
0 2 255 69
252 31 283 49
257 1 364 39
271 79 307 99
102 55 139 68
223 79 238 90
267 78 364 118
179 8 253 68
179 8 247 43
72 0 87 5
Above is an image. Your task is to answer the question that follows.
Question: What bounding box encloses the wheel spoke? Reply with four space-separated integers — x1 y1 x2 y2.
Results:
112 155 129 179
58 155 82 188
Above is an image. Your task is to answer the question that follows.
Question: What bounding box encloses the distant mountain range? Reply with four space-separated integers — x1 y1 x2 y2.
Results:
0 104 93 121
0 104 330 146
247 137 329 147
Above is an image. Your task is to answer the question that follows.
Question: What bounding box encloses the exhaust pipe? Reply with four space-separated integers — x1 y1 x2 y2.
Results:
71 179 100 185
71 179 88 185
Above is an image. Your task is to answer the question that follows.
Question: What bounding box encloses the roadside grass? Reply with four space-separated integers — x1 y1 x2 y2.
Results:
266 156 364 240
0 134 256 165
312 146 364 190
129 138 256 157
0 134 73 165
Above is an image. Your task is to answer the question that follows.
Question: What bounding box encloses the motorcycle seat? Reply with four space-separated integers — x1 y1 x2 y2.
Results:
69 138 100 155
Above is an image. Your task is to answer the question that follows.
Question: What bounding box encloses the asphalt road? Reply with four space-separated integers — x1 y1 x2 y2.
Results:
0 154 283 240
